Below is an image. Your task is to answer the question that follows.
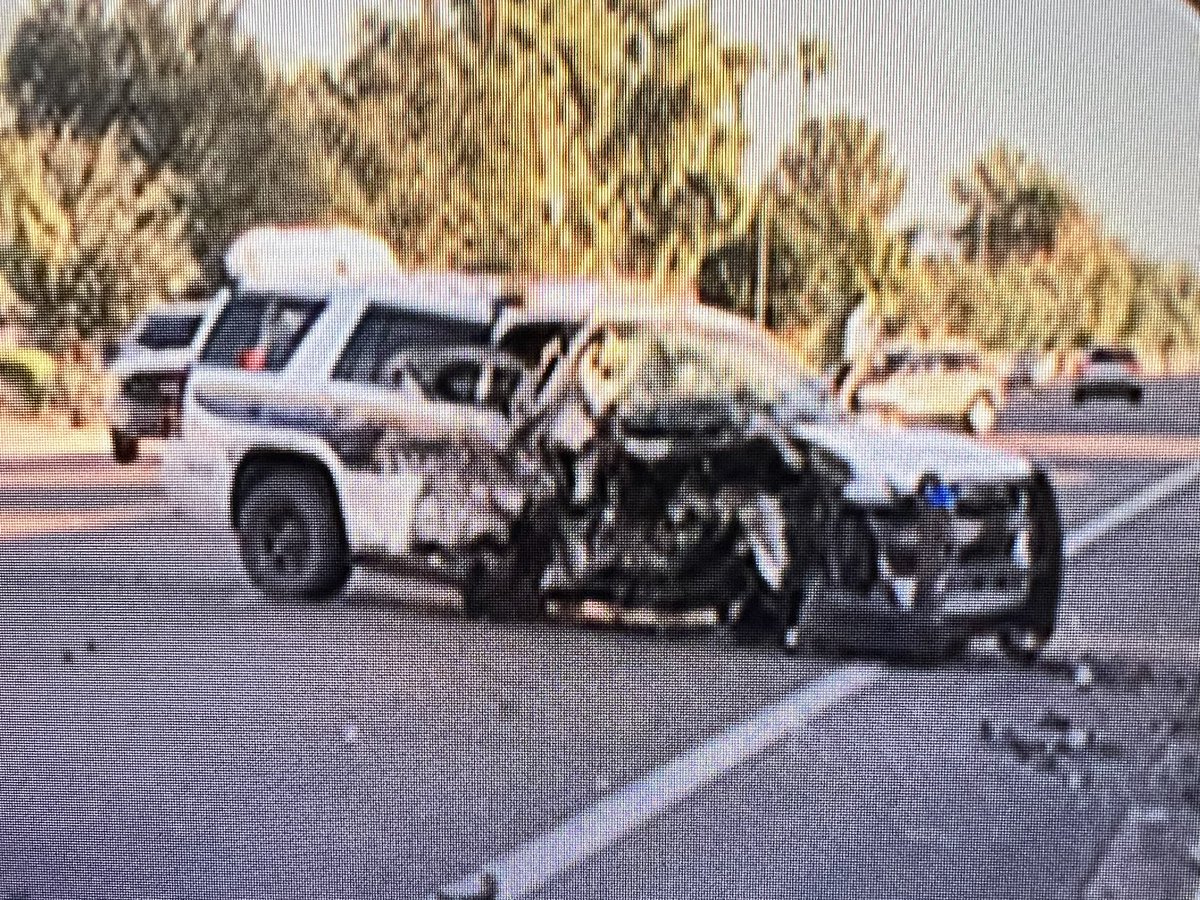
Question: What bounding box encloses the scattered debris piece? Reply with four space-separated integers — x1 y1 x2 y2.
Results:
61 649 74 666
435 872 499 900
85 639 98 653
342 723 360 746
1073 659 1096 692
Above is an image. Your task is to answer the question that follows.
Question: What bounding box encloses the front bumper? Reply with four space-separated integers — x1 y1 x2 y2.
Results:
108 396 177 437
803 475 1062 652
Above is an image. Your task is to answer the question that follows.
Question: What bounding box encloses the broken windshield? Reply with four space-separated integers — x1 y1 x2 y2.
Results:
575 319 826 418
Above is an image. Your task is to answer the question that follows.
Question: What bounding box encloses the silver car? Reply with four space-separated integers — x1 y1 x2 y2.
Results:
1071 346 1144 404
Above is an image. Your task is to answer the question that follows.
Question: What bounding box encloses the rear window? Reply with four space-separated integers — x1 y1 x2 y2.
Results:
199 294 325 372
333 305 492 384
1090 347 1137 364
136 313 204 350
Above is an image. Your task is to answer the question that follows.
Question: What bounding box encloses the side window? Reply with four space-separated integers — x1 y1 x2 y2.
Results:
137 313 204 350
199 294 324 372
333 306 491 384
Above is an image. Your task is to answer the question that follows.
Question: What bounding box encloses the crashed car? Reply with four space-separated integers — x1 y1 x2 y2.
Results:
166 259 1062 661
492 297 1063 661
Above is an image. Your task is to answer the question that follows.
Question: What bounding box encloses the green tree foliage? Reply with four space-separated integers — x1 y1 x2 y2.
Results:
949 144 1080 267
303 0 754 280
5 0 328 266
0 122 197 348
700 114 910 366
892 145 1200 362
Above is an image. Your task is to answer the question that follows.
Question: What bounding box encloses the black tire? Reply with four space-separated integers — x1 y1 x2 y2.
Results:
780 564 828 655
1000 470 1062 666
1129 387 1144 405
237 467 351 603
111 430 139 465
964 393 998 435
1071 388 1086 405
461 519 551 621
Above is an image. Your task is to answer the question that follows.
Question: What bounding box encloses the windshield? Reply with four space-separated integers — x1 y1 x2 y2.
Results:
575 318 829 418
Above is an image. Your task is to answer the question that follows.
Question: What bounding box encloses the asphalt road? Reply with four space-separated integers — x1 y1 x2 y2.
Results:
1 380 1199 900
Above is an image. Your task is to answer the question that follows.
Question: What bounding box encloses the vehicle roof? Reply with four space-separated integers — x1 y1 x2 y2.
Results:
140 300 212 319
236 272 510 325
225 225 402 286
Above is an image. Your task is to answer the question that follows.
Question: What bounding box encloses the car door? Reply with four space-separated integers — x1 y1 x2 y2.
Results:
335 344 534 559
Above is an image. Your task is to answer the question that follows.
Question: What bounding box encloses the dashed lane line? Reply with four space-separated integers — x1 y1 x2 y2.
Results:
434 460 1200 900
430 664 885 900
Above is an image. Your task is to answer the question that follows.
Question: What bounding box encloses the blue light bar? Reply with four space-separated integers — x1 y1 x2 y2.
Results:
922 481 960 510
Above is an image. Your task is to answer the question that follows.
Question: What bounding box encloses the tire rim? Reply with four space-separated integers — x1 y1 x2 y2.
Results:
258 508 308 575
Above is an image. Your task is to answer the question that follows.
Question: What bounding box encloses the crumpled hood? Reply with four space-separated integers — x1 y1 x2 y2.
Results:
792 420 1033 497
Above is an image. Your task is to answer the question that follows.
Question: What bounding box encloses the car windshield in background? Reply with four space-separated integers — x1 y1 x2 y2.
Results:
136 313 204 350
1090 347 1138 365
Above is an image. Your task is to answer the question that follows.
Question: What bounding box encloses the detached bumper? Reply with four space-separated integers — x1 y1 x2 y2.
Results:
804 582 1035 654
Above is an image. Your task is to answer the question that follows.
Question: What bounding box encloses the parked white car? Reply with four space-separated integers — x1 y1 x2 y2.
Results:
105 300 218 464
846 343 1006 435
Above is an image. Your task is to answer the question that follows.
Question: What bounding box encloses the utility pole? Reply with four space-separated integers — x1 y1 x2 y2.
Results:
753 184 773 326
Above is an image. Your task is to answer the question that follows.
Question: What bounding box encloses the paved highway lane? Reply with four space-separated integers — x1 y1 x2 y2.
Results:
2 384 1199 900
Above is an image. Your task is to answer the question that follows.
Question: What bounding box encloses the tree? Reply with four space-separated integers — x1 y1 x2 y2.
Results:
700 114 910 366
303 0 755 280
0 122 198 348
5 0 329 267
950 144 1080 267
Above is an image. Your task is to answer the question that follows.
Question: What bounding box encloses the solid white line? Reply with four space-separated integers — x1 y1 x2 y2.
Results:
431 663 885 900
1064 459 1200 559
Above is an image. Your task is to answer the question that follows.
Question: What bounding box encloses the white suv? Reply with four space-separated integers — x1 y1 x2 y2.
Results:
105 300 219 464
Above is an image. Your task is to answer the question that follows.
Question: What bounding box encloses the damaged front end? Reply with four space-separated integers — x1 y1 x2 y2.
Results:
539 396 807 610
793 468 1063 657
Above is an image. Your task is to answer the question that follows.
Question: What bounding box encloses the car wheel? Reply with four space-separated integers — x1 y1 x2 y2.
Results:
964 394 997 435
997 627 1051 665
1071 388 1086 405
237 468 351 603
461 521 551 621
847 390 862 414
111 429 139 465
1129 387 1144 405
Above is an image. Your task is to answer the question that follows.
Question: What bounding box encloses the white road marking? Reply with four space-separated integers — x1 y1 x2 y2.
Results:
431 664 885 900
1064 459 1200 558
434 461 1200 899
